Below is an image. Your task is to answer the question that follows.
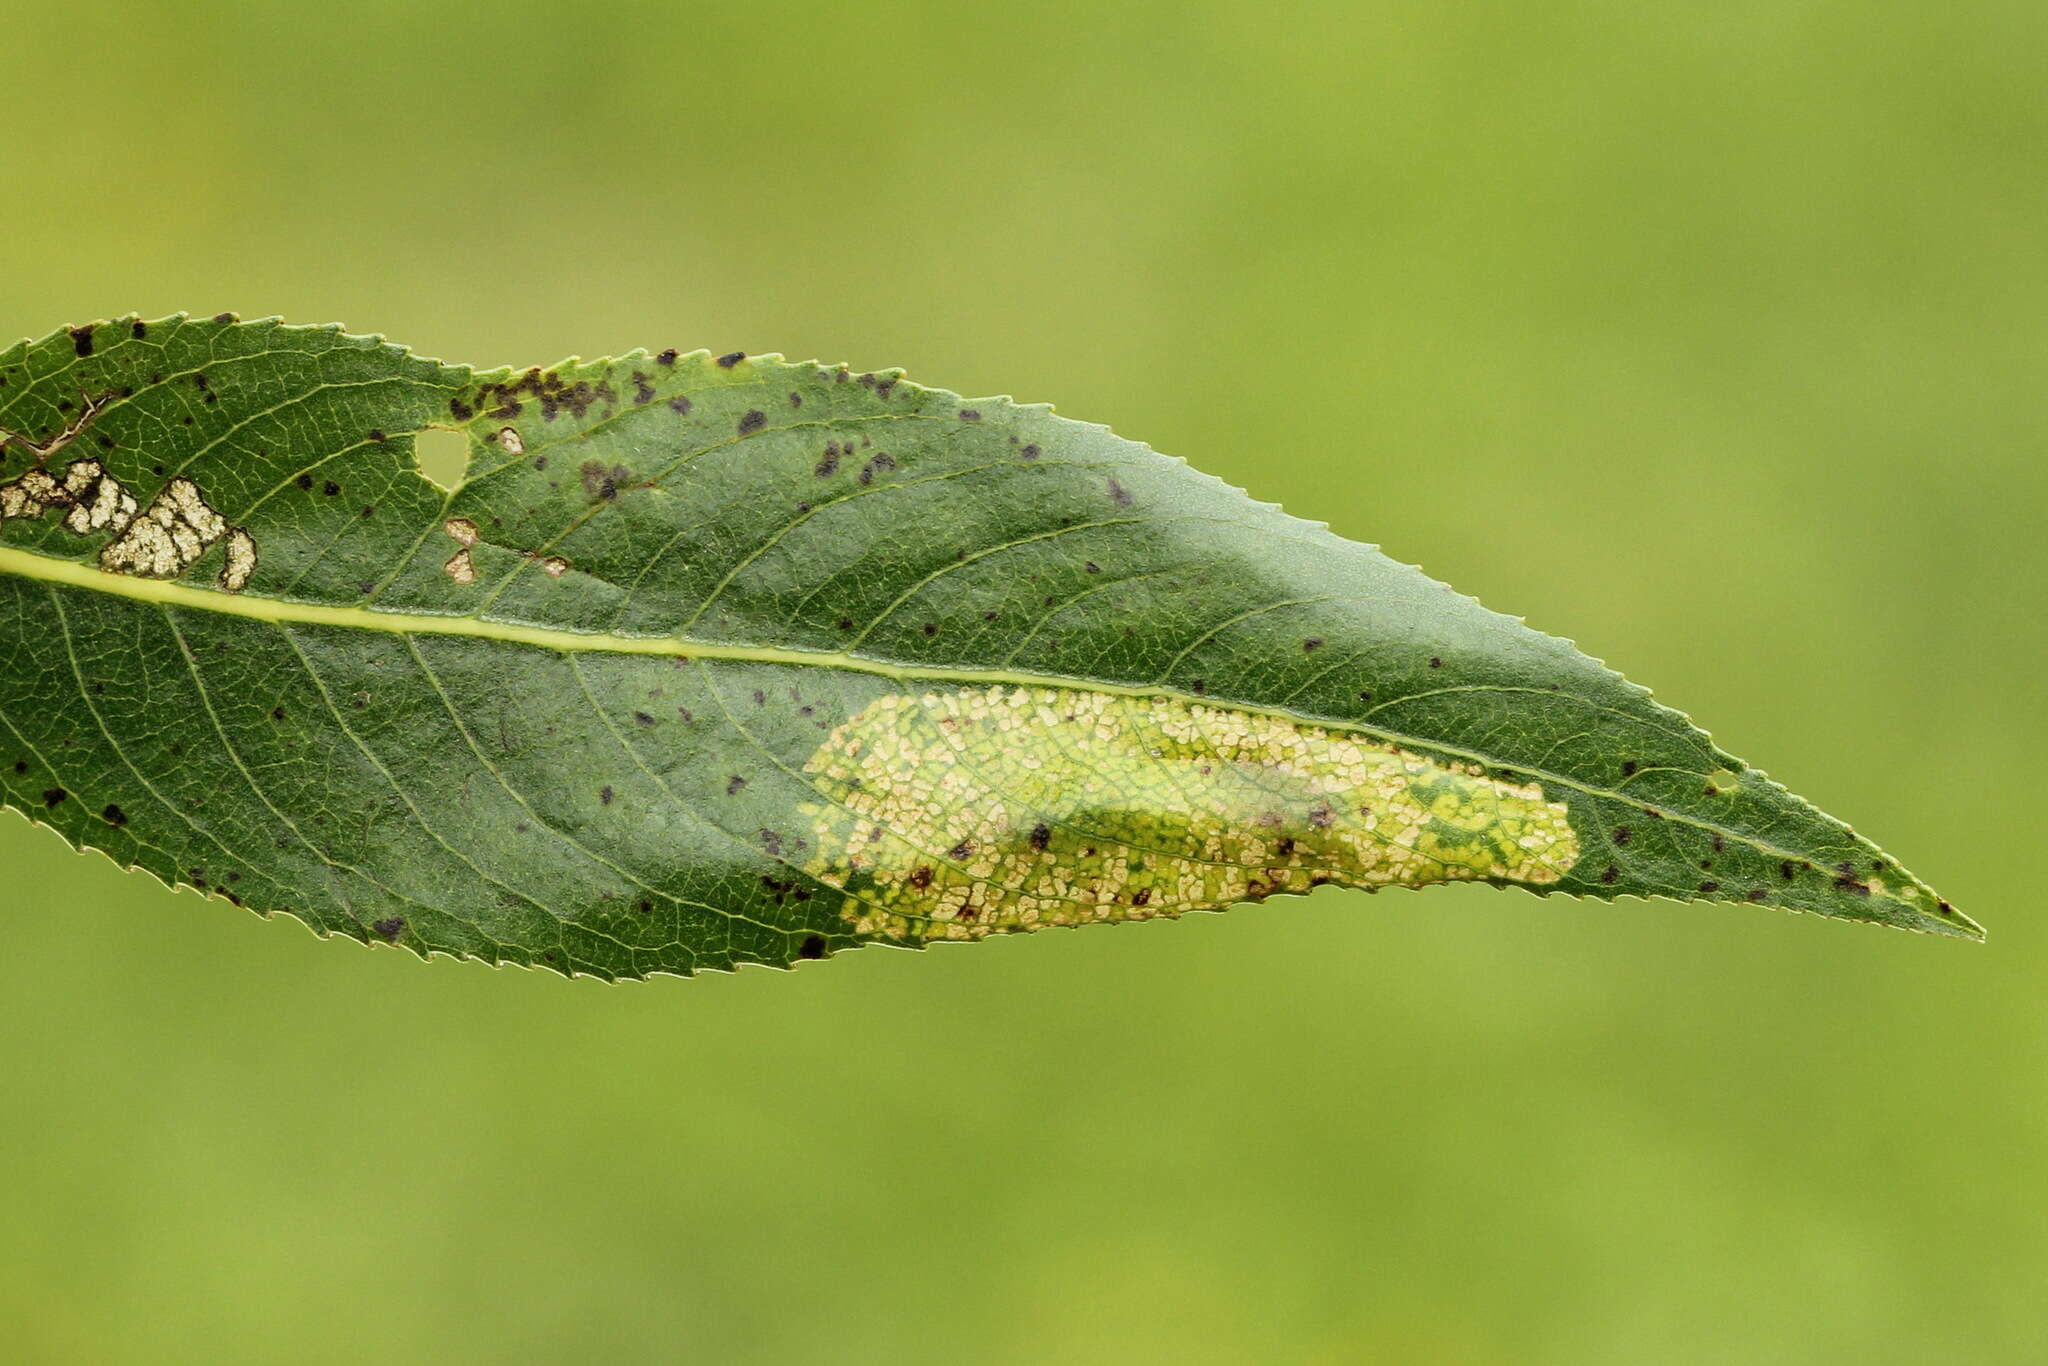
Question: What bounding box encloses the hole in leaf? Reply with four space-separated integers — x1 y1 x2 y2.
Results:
413 427 471 490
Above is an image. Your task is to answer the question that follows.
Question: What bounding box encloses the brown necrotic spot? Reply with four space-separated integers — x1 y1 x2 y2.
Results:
738 410 767 435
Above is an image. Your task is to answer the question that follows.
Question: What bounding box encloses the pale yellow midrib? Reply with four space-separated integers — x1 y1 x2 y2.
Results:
0 543 1966 931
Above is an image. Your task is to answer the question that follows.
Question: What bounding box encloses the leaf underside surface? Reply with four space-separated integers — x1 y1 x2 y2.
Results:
0 315 1975 979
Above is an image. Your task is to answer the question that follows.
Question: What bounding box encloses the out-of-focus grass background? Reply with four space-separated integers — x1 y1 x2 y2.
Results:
2 2 2042 1361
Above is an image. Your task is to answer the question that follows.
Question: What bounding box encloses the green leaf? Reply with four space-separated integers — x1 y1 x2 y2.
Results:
0 315 1976 978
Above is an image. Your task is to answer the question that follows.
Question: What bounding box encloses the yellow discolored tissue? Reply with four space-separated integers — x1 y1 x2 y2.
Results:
800 686 1580 941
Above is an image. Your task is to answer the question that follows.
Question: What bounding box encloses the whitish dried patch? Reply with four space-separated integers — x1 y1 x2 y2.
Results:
801 686 1580 942
0 459 257 593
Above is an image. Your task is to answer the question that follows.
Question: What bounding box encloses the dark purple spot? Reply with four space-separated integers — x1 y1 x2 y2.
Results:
372 916 406 942
738 409 767 435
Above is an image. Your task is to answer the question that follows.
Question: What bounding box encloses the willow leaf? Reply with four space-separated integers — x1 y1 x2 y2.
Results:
0 316 1975 978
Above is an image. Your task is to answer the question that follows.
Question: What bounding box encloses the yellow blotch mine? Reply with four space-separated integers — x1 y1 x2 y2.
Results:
801 686 1580 942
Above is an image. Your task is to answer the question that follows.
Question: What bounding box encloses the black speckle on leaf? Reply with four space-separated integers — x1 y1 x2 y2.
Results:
322 481 341 497
799 934 828 960
102 803 127 827
450 398 474 421
1029 823 1052 850
1621 760 1638 777
372 916 406 942
41 788 67 808
599 785 615 806
130 320 148 339
1601 865 1619 883
726 775 746 796
667 396 692 416
296 474 314 491
1698 881 1720 893
1107 476 1132 507
1303 637 1323 653
1428 656 1443 669
1612 827 1632 846
717 351 746 368
69 325 94 357
959 408 982 422
738 409 767 435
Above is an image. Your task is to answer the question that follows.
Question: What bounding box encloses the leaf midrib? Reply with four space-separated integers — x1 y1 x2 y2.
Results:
0 541 1930 912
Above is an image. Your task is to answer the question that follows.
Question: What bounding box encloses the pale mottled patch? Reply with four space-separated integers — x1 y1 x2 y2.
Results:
801 686 1580 942
0 459 257 593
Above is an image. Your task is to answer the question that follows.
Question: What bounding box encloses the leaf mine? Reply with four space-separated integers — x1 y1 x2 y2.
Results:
801 687 1579 941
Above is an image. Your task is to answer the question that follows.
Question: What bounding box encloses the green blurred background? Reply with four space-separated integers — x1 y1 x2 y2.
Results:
3 2 2043 1361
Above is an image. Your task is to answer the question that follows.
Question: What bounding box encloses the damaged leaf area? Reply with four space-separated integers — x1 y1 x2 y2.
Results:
803 687 1578 941
0 315 1975 981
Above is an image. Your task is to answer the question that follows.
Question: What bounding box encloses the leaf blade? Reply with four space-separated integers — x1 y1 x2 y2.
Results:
0 315 1975 978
